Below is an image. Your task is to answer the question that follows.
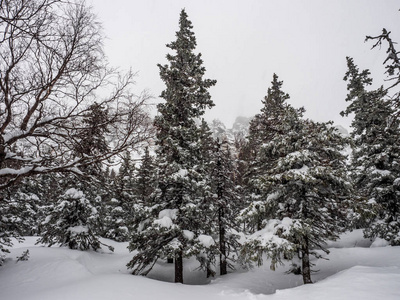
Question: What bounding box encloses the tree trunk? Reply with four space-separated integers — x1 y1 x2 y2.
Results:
175 251 183 283
256 206 262 231
301 236 313 284
219 207 227 275
206 262 214 278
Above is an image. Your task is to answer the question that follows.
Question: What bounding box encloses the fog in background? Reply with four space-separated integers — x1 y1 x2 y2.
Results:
91 0 400 129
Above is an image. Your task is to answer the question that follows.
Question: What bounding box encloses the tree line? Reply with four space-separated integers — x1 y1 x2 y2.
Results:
1 0 399 286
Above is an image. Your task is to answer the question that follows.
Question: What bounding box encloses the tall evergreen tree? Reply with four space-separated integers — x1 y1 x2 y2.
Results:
209 140 241 276
117 147 157 242
75 102 110 164
241 74 299 233
240 75 351 284
133 147 156 205
342 57 400 245
0 191 23 265
112 151 136 206
127 9 216 283
247 73 291 157
37 103 113 250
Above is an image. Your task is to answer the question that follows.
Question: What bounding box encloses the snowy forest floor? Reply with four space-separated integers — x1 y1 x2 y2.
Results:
1 230 399 300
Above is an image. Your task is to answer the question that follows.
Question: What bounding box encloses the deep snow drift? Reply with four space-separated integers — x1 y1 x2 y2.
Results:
1 230 399 300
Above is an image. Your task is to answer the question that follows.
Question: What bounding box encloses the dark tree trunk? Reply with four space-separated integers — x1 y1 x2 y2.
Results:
256 206 262 231
219 206 227 275
301 236 313 284
175 251 183 283
206 262 214 278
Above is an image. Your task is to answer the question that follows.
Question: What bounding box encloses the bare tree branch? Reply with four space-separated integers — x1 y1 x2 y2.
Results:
0 0 153 190
366 28 400 97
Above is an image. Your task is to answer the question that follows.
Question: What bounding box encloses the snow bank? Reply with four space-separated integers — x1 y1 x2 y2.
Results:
271 266 400 300
1 235 399 300
326 229 373 248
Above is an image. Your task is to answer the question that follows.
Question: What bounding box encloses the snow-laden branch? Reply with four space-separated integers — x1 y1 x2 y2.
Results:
0 0 153 190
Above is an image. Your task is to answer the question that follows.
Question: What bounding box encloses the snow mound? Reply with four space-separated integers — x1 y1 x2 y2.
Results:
272 266 400 300
1 235 399 300
326 229 373 248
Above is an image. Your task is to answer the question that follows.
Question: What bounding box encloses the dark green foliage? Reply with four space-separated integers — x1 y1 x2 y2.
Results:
103 196 130 242
241 74 305 233
70 103 116 240
75 102 110 162
111 151 136 209
342 57 400 245
240 75 352 284
37 188 113 251
128 9 216 283
0 175 44 264
0 196 23 265
35 103 116 249
133 147 157 205
247 73 291 156
208 140 241 275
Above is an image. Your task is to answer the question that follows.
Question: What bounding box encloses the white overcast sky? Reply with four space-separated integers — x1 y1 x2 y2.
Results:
91 0 400 129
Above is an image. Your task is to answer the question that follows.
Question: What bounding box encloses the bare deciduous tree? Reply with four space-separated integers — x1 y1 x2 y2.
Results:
0 0 152 189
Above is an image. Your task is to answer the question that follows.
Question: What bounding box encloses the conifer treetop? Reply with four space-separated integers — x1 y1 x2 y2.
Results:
156 8 216 126
262 73 291 110
168 9 197 52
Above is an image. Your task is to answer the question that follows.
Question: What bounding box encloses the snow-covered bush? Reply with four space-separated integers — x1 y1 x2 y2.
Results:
37 188 113 251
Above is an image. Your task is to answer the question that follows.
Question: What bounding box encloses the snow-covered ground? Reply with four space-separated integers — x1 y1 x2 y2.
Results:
1 230 399 300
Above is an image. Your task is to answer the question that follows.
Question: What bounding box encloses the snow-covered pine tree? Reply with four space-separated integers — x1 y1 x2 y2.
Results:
101 151 136 241
240 74 297 233
74 102 110 164
113 147 157 240
0 163 60 263
0 192 23 265
0 172 45 238
247 73 291 158
127 9 216 283
37 103 114 250
342 57 400 245
37 188 112 251
208 139 241 276
8 187 41 236
192 120 218 278
133 147 156 205
240 75 352 284
102 197 129 242
114 151 136 203
74 103 113 237
209 119 229 142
